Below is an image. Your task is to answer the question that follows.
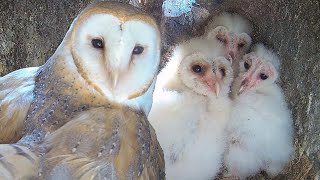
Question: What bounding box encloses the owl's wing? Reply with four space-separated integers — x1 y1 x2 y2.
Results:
140 123 166 180
0 67 38 143
0 144 39 179
36 107 165 180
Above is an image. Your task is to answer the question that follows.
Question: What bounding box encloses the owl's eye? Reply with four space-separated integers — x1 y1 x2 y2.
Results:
260 73 268 80
132 46 144 55
192 65 203 74
220 67 226 77
244 62 250 70
91 39 104 49
238 43 245 48
216 35 226 44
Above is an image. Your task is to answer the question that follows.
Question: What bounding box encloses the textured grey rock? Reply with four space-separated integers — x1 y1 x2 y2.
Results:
0 0 319 179
0 0 162 75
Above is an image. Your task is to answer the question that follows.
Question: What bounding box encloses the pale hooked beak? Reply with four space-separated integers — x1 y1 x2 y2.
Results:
238 79 248 94
203 69 222 97
215 82 220 97
229 52 235 63
112 72 119 90
214 67 224 97
227 55 233 64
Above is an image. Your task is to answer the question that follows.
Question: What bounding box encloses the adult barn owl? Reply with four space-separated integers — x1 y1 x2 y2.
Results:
149 37 234 179
0 2 165 179
224 44 293 179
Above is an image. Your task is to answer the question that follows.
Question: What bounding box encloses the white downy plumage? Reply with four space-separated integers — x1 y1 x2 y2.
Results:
149 37 234 179
204 12 252 62
224 44 294 179
204 12 253 79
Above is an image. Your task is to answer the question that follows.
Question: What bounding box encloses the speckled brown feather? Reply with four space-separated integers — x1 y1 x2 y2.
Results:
0 67 38 143
36 107 164 179
19 53 113 144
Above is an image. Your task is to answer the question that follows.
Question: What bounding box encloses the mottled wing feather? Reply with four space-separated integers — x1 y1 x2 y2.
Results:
38 106 165 180
139 124 166 180
0 144 39 179
0 67 38 143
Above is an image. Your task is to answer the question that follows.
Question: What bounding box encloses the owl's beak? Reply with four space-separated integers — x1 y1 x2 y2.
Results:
239 79 248 94
112 72 119 89
239 74 256 94
228 52 234 63
227 33 238 61
203 71 221 97
239 65 256 94
226 55 233 64
215 82 220 97
214 70 222 97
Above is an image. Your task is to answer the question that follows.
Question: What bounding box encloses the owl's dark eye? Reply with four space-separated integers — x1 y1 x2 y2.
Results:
238 43 245 48
216 35 226 44
192 65 203 74
260 73 268 80
132 46 144 55
91 39 104 49
244 62 250 70
220 67 226 77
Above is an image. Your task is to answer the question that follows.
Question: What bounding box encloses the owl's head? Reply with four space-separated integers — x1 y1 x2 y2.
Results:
159 38 233 98
178 53 233 98
55 2 161 109
237 44 280 94
205 12 252 61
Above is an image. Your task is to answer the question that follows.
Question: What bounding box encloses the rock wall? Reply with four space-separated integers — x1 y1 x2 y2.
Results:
0 0 319 179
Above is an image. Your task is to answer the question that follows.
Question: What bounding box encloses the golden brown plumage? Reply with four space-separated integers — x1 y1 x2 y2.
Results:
36 106 164 179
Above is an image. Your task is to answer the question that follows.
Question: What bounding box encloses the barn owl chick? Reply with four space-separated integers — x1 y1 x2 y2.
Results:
204 12 252 68
0 1 164 179
224 44 293 179
149 38 233 179
155 36 231 93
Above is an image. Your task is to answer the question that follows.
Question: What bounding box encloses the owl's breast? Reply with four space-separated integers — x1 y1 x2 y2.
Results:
37 106 164 180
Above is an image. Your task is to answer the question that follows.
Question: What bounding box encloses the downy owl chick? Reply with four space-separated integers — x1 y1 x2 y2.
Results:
204 12 253 74
224 44 293 180
149 38 234 179
155 36 232 93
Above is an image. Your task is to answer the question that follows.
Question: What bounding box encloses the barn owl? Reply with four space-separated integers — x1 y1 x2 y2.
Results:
0 2 165 179
224 44 293 180
149 38 234 179
204 12 252 74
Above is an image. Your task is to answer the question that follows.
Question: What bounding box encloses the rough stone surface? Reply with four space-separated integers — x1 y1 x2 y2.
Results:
0 0 319 179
